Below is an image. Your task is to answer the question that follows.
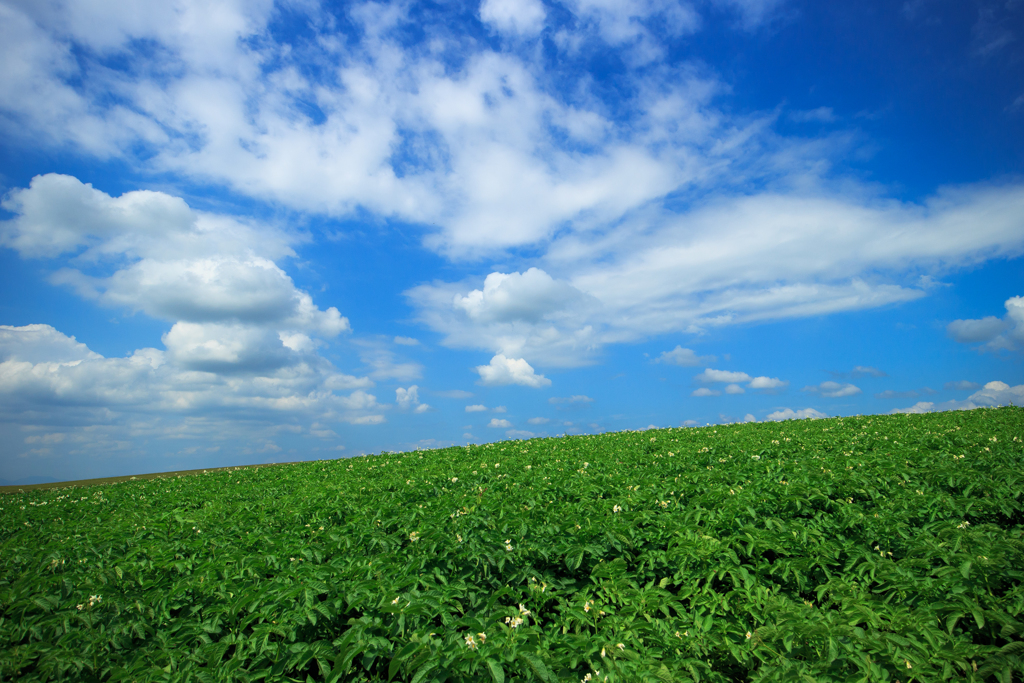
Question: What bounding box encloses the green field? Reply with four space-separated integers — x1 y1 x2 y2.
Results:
2 407 1023 682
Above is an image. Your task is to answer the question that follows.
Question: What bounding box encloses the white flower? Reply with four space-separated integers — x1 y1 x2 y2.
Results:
464 634 477 650
409 531 421 542
504 540 513 551
616 643 624 651
391 597 400 605
518 603 531 615
612 505 622 513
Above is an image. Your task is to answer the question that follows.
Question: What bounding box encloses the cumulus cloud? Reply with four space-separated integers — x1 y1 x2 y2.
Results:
890 402 937 414
396 385 430 412
409 268 601 368
0 324 100 364
475 354 551 387
480 0 546 35
506 429 535 438
804 381 862 398
488 418 513 428
493 405 507 413
0 324 385 457
947 296 1024 351
945 380 981 391
2 175 351 376
527 416 550 424
765 407 827 421
695 368 787 392
969 380 1024 406
692 387 720 397
393 336 420 346
748 376 788 390
852 365 887 377
743 413 756 422
654 346 716 366
695 368 752 383
465 404 488 412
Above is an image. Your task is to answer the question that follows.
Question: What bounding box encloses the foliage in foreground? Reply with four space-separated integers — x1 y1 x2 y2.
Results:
2 407 1023 683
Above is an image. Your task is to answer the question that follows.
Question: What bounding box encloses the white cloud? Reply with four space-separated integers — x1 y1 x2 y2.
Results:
748 376 788 390
0 324 384 455
692 387 720 397
969 380 1024 406
710 0 787 30
743 413 756 422
349 414 386 425
465 404 488 412
506 429 535 438
414 403 431 413
804 381 861 398
493 405 507 413
765 407 827 421
695 368 752 383
480 0 546 35
947 296 1024 351
654 346 716 366
357 344 423 382
1 175 351 381
396 385 419 409
725 383 745 394
945 380 981 391
890 401 937 414
0 324 100 364
394 336 420 346
947 316 1008 343
5 1 1017 367
454 269 591 324
549 395 593 403
475 354 551 387
889 398 980 414
408 269 600 368
851 365 887 377
562 0 700 63
488 418 513 428
527 416 550 424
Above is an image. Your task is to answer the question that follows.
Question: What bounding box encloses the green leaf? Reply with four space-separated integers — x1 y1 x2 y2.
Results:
389 642 421 681
485 658 505 683
518 652 556 683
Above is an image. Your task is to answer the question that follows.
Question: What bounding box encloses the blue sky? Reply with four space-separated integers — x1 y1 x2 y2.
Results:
1 0 1023 483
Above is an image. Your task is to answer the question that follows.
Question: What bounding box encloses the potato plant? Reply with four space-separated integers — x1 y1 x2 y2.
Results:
2 407 1023 682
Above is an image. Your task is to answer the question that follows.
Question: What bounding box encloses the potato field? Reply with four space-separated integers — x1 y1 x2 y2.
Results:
2 407 1023 682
